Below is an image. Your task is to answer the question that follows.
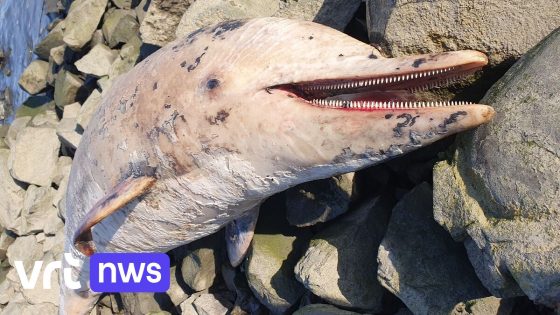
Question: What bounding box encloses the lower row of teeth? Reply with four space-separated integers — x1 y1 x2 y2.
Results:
310 100 473 109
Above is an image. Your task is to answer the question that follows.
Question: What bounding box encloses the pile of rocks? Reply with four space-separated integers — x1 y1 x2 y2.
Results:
0 0 558 314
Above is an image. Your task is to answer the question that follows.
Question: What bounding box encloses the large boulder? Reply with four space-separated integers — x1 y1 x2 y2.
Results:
18 60 49 95
377 183 489 314
366 0 560 66
54 70 85 108
0 149 25 230
101 9 140 48
34 21 66 60
274 0 362 31
7 127 60 187
433 28 560 306
63 0 109 50
139 0 194 47
294 197 392 311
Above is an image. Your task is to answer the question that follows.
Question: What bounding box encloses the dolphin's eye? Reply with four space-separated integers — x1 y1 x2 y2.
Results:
207 79 220 90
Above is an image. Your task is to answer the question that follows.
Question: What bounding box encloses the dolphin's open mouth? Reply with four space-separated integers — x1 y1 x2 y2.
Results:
271 61 485 110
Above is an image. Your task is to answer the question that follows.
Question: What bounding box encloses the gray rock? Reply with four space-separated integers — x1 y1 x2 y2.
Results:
4 116 31 148
295 197 391 311
18 60 49 95
377 183 489 315
274 0 362 31
62 102 82 119
17 251 60 306
77 89 102 129
0 302 58 315
140 0 194 46
366 0 560 66
166 266 188 306
451 296 514 315
180 236 221 291
15 185 58 235
102 9 140 48
0 277 16 305
34 21 66 60
0 149 25 230
49 45 65 66
112 0 140 9
286 173 353 227
6 235 43 270
75 44 118 77
293 304 361 315
52 156 73 187
54 70 84 108
0 230 16 260
7 127 60 187
63 0 109 50
120 292 173 314
175 0 278 39
192 293 233 315
433 28 560 306
245 231 308 314
56 118 81 150
135 0 149 23
42 229 64 257
29 109 59 128
108 34 142 81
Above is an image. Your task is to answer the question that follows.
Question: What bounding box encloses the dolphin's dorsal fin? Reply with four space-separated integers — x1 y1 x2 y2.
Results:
225 206 260 267
73 175 157 256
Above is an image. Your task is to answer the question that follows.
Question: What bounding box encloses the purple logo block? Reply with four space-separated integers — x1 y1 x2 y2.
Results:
90 253 170 293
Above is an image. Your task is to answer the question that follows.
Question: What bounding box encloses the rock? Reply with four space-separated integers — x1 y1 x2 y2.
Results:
192 293 233 315
7 127 61 187
112 0 140 9
366 0 560 66
102 9 140 48
377 183 489 314
56 118 81 150
63 0 109 50
451 296 515 315
295 197 392 311
52 156 73 187
4 116 31 148
30 109 59 128
286 173 353 227
42 229 64 257
18 60 49 94
62 102 82 119
166 266 188 306
34 21 66 60
135 0 149 23
433 28 560 306
108 35 142 81
0 277 16 304
49 45 65 66
0 89 11 122
244 196 313 313
120 292 174 314
15 97 54 120
6 235 43 270
54 70 85 108
16 252 60 306
0 302 58 315
0 230 16 260
15 185 58 235
180 235 221 292
0 149 25 230
140 0 194 46
293 304 361 315
76 89 102 129
175 0 278 39
75 44 118 77
274 0 362 31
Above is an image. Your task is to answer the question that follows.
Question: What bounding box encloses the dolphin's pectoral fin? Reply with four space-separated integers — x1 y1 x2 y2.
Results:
226 206 260 267
73 176 157 256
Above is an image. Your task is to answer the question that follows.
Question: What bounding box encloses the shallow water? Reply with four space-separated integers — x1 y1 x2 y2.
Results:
0 0 54 124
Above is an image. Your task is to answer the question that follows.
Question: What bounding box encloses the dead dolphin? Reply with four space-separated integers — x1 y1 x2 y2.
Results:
61 17 494 314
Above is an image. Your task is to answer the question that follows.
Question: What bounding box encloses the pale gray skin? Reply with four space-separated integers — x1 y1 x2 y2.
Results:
61 18 494 314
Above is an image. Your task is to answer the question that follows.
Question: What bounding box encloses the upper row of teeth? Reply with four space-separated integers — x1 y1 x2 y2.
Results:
310 100 472 109
305 67 456 91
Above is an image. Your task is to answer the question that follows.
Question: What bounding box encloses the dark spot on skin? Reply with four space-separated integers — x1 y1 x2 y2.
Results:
309 36 314 40
369 53 378 59
438 111 468 132
172 26 210 51
412 58 427 68
164 104 172 109
147 110 181 143
134 122 139 128
212 20 246 40
396 67 400 70
179 115 186 123
187 47 208 72
333 147 377 163
180 61 187 67
339 54 344 57
408 131 422 146
207 109 230 125
265 87 272 94
430 118 434 121
153 82 158 90
379 149 385 155
206 79 220 90
393 113 419 137
385 114 393 119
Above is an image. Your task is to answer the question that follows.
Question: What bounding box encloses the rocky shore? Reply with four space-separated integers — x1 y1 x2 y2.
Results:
0 0 558 314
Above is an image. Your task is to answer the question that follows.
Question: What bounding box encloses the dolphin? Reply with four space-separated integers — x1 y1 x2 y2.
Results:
61 17 494 314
